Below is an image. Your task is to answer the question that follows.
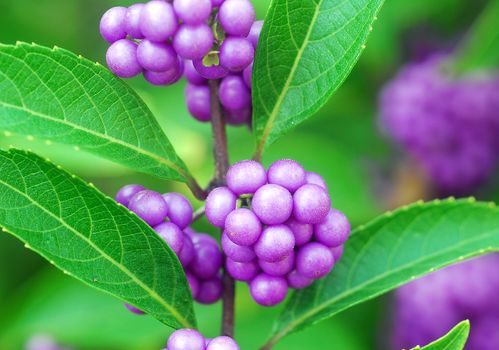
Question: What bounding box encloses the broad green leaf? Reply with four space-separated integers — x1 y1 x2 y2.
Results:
0 148 195 329
452 0 499 73
252 0 385 156
411 320 470 350
0 42 198 188
263 199 499 348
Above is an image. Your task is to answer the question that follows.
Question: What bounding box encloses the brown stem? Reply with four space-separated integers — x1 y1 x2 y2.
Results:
192 206 206 223
208 78 235 337
186 175 207 201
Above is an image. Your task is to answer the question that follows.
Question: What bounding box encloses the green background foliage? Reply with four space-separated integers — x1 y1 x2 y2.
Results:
0 0 497 349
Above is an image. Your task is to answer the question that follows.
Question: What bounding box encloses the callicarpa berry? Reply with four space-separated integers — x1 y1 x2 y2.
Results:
167 329 205 350
163 192 193 229
305 171 328 190
252 184 293 225
115 184 145 207
267 159 307 193
190 238 223 279
173 24 214 60
330 245 345 262
154 222 184 255
173 0 212 25
140 0 178 42
221 233 256 262
106 39 142 78
185 84 212 122
219 0 256 37
254 225 295 262
178 233 195 267
206 336 240 350
259 252 295 277
293 184 331 224
286 218 313 246
219 75 251 111
242 63 252 88
205 187 237 227
137 40 178 73
128 190 168 226
100 7 128 43
226 258 260 281
250 273 288 306
192 58 230 80
196 275 223 304
248 20 263 47
125 3 144 39
314 208 351 247
186 271 200 298
226 160 267 195
286 270 313 289
296 242 335 279
225 108 251 126
184 60 208 85
219 37 255 72
124 303 145 315
144 64 183 86
224 208 262 246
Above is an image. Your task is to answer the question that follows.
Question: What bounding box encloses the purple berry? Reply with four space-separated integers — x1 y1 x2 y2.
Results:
296 242 334 279
226 258 260 281
125 4 145 39
144 62 183 86
163 193 193 229
259 252 294 277
226 160 267 195
154 222 184 255
314 208 350 247
293 184 331 224
205 187 237 227
206 336 240 350
167 329 205 350
221 233 256 262
128 190 168 226
243 63 252 88
225 108 252 126
219 75 251 110
178 234 195 267
191 232 218 247
174 24 214 60
286 218 313 246
106 39 142 78
115 184 145 207
286 270 314 289
254 225 295 263
219 37 254 72
184 60 207 85
330 245 344 262
196 275 223 304
211 0 225 6
125 303 145 315
219 0 255 37
140 1 178 42
268 159 306 193
186 271 200 298
252 184 293 225
305 171 328 190
173 0 212 24
249 273 288 306
248 20 263 47
100 7 127 43
191 238 223 279
225 208 262 246
193 58 230 79
137 40 177 72
185 84 211 122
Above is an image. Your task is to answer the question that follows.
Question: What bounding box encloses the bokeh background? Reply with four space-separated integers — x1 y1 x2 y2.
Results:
0 0 497 349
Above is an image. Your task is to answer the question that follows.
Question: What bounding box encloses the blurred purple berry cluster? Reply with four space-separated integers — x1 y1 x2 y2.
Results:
115 185 223 307
379 55 499 195
100 0 262 127
165 329 239 350
205 159 351 306
392 254 499 350
25 335 73 350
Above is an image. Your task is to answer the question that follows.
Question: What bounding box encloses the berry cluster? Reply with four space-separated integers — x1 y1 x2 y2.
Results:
100 0 262 127
26 335 72 350
392 254 499 350
205 160 351 306
379 55 499 195
115 185 223 306
164 329 239 350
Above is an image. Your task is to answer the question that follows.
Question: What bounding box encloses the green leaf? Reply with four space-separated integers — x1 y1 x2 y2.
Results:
0 42 197 187
0 148 195 330
452 0 499 73
252 0 385 155
263 199 499 348
412 320 470 350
